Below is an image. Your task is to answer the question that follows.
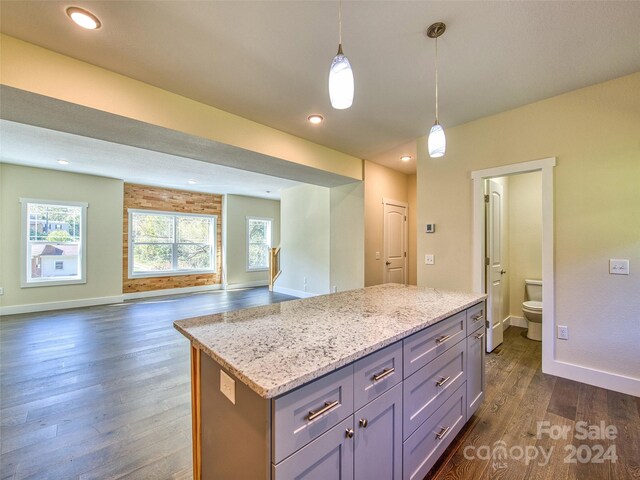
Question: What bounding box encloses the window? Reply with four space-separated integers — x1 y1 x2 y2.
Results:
21 199 87 287
246 217 272 271
129 209 216 277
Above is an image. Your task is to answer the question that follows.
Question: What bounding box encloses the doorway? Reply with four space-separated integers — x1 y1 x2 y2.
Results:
471 158 555 363
383 198 408 284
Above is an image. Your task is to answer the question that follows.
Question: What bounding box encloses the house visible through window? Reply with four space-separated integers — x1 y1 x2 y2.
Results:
21 199 87 287
247 217 272 271
129 210 216 277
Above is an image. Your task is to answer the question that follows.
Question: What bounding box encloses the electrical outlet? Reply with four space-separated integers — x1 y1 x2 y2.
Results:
0 287 4 296
557 325 569 340
332 286 337 293
375 251 380 260
609 259 629 275
425 254 435 265
220 370 236 404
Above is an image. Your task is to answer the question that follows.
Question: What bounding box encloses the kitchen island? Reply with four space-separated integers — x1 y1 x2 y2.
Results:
175 284 486 480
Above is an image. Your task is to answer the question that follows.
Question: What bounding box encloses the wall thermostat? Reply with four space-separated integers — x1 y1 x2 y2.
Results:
425 224 436 233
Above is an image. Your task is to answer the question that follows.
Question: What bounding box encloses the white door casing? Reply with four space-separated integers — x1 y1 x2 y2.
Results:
383 199 407 285
486 180 505 352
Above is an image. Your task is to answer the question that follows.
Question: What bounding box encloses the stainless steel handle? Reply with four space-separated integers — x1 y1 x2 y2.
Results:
474 332 485 340
500 269 507 275
359 418 368 428
436 334 451 344
385 261 391 266
435 426 450 440
472 314 484 322
435 376 450 387
346 428 355 438
372 367 395 382
307 400 339 421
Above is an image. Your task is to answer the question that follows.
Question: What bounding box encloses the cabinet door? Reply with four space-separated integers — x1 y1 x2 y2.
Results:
466 330 485 419
354 383 402 480
273 417 354 480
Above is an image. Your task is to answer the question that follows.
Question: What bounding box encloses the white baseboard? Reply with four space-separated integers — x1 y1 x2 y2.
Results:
0 295 124 316
508 315 528 328
224 280 269 290
544 359 640 398
272 286 320 299
123 284 222 300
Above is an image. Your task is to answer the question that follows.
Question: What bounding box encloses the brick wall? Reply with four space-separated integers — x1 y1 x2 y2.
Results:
123 183 223 293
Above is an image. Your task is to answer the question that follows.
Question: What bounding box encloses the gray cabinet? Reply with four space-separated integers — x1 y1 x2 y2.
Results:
354 383 403 480
466 331 485 419
273 416 354 480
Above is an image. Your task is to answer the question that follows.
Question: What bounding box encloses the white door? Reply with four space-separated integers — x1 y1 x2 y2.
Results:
486 180 505 352
383 200 407 284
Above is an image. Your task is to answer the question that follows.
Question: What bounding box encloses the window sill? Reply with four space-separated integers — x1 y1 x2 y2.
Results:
246 267 269 273
128 270 216 280
21 278 87 288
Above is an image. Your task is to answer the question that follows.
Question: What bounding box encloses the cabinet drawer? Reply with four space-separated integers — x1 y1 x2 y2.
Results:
272 365 354 464
353 341 402 410
403 385 467 480
466 330 485 420
272 416 354 479
466 302 485 335
403 339 465 439
403 311 465 378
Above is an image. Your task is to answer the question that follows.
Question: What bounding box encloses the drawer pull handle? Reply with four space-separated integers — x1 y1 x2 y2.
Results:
436 376 451 387
436 334 451 344
372 367 395 382
307 400 339 421
359 418 368 428
435 426 450 440
346 428 355 438
472 314 484 322
474 332 485 340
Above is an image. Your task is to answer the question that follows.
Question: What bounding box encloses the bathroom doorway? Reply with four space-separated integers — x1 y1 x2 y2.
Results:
471 158 555 360
484 171 543 351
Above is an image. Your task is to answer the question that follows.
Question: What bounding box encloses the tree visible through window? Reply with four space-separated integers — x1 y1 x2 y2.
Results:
247 217 272 271
129 210 215 276
22 199 87 286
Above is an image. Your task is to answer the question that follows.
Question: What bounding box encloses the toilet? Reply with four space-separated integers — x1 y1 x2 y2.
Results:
522 279 543 341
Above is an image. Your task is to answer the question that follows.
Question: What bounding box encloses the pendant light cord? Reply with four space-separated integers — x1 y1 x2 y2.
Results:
338 0 343 47
435 35 439 123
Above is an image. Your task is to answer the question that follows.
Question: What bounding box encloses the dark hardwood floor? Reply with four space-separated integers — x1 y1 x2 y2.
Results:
1 292 638 479
0 287 295 480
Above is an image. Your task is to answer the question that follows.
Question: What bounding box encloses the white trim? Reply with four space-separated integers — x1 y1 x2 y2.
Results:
224 280 269 290
20 198 89 208
508 315 528 328
381 197 408 208
221 195 228 286
0 295 123 316
472 157 563 380
123 284 221 300
246 216 273 272
272 286 320 298
545 361 640 398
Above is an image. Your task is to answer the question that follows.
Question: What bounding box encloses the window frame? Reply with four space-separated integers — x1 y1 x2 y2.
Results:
20 198 88 288
246 216 273 272
128 208 217 279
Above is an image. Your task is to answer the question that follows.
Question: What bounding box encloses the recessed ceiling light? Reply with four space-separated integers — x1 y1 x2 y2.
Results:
307 114 324 125
57 159 70 165
400 155 412 162
66 7 102 30
188 179 197 185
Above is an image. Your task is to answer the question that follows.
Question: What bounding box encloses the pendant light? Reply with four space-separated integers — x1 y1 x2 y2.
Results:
328 0 354 109
427 22 446 158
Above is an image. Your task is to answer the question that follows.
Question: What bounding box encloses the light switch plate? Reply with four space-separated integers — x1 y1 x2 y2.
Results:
220 370 236 405
609 259 629 275
375 251 380 260
425 254 435 265
0 287 4 295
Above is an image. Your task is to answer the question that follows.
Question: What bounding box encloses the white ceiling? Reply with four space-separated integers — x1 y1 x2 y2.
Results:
0 120 301 199
1 1 639 175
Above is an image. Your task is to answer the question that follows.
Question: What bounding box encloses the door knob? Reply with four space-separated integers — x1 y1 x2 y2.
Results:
500 269 507 275
386 261 391 266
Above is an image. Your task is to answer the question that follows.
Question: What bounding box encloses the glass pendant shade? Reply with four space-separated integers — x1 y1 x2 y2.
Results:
329 47 354 110
428 122 446 158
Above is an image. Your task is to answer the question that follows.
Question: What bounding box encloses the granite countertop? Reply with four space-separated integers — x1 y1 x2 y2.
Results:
174 284 486 399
